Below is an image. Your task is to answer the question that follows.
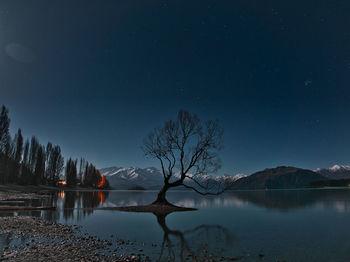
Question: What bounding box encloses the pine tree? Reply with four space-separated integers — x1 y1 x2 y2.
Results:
11 129 23 183
0 105 12 183
78 158 86 185
14 129 23 163
0 105 10 155
46 145 64 185
0 105 102 186
66 158 77 187
34 146 45 185
28 136 39 173
56 154 64 183
22 139 30 167
44 142 52 183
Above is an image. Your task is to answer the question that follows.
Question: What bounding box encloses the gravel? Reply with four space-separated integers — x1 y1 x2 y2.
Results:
0 216 148 262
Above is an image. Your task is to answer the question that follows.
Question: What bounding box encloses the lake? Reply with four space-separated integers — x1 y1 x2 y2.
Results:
2 188 350 261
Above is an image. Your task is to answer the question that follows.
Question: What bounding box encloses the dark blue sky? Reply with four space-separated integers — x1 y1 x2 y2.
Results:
2 0 350 175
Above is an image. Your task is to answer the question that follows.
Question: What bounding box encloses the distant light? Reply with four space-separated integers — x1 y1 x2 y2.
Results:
58 191 65 199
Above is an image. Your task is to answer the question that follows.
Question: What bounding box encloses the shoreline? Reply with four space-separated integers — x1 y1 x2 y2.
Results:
0 216 144 262
2 183 350 194
0 188 149 262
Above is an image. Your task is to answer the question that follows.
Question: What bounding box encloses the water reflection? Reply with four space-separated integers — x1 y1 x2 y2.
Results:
57 190 109 221
3 189 350 261
4 189 350 222
97 189 350 213
49 189 350 220
229 189 350 212
155 212 234 261
0 190 110 221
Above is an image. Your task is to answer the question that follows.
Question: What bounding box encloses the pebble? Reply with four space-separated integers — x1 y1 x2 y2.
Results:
0 216 143 261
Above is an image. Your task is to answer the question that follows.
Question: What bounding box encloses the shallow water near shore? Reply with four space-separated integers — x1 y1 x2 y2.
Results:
2 188 350 261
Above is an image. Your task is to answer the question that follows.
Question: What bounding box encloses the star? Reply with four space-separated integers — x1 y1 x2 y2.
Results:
304 80 312 86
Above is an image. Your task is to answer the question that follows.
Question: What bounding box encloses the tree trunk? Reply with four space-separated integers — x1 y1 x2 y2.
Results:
153 184 172 205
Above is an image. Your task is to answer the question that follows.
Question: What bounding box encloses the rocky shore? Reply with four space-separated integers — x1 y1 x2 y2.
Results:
0 216 149 262
0 188 149 262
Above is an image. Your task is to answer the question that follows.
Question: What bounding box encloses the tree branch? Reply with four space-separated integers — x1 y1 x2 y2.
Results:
181 183 225 196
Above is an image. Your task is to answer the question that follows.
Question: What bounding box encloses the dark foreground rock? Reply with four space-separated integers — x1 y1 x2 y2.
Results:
0 216 146 262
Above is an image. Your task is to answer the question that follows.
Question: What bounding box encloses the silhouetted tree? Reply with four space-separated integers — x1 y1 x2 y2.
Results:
83 163 96 187
0 105 100 186
46 144 64 185
65 158 77 187
4 133 13 159
142 110 224 205
0 105 12 183
22 139 30 167
0 105 10 155
28 136 40 173
82 162 107 188
7 128 23 183
34 146 45 185
19 139 31 184
44 142 53 182
14 129 23 164
78 158 86 185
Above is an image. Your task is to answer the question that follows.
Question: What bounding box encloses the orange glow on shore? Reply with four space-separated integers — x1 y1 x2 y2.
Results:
98 191 105 205
58 180 67 186
97 175 107 188
58 191 65 198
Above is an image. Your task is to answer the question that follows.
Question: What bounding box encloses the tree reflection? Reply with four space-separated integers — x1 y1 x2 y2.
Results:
59 190 109 220
154 212 234 262
41 193 60 221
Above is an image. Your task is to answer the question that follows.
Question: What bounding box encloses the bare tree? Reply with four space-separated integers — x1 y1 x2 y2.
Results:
142 110 224 205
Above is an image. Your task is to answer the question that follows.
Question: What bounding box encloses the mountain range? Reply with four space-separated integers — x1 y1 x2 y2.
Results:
99 166 246 190
229 166 325 190
99 164 350 190
314 165 350 180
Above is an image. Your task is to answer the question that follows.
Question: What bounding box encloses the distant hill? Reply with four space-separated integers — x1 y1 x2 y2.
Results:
99 166 245 190
315 165 350 180
309 179 350 188
229 166 327 190
100 165 333 190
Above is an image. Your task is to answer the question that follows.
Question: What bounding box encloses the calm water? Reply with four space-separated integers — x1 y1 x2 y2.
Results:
2 188 350 261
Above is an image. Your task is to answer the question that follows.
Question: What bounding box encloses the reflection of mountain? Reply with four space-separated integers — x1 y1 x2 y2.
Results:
230 166 326 190
229 189 350 212
101 191 250 209
102 189 350 213
39 188 350 224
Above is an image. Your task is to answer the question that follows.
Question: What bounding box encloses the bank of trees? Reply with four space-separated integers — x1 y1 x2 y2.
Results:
65 157 108 188
0 105 108 188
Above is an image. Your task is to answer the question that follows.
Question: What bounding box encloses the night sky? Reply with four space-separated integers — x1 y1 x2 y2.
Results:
2 0 350 175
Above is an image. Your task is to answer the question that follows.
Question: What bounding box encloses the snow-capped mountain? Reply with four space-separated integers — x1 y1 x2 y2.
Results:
315 165 350 180
99 167 163 189
99 166 246 190
221 174 247 182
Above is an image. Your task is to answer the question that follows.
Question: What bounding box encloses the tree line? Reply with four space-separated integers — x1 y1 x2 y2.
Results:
0 105 108 188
